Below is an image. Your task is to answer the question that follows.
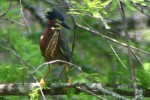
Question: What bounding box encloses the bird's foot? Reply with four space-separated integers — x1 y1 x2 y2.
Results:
40 78 46 88
67 78 71 83
65 78 71 92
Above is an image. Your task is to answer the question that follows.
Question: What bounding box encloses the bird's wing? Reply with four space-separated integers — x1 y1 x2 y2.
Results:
60 34 71 62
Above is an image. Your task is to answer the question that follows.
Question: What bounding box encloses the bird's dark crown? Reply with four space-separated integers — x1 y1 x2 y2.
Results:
46 9 64 21
46 9 70 30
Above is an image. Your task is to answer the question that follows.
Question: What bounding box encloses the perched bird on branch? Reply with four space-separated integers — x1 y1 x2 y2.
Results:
39 9 71 86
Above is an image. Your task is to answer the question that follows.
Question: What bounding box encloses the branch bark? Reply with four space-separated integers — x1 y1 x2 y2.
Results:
0 83 150 98
118 1 141 99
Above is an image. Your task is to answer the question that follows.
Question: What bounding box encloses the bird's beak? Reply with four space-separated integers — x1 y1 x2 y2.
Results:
60 22 71 30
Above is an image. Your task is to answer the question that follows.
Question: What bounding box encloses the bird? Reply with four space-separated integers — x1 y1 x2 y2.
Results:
39 9 71 86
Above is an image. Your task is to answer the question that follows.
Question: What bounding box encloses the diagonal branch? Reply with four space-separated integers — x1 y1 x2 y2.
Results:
0 16 26 26
76 24 150 56
129 1 150 17
19 0 32 34
118 1 140 99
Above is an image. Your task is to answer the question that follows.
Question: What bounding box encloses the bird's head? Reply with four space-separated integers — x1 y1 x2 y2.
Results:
46 9 70 30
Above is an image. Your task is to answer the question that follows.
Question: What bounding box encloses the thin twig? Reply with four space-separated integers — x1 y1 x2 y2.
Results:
70 15 77 60
76 87 106 100
0 16 26 26
109 44 127 69
32 60 82 75
76 24 150 56
118 1 139 99
131 50 142 65
0 0 12 17
129 1 150 17
19 0 32 34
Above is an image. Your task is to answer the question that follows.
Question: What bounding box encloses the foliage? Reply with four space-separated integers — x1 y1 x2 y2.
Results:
0 0 150 99
70 0 111 29
137 63 150 88
29 88 40 100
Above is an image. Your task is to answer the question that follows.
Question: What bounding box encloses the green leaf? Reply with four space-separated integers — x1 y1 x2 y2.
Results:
101 0 112 8
92 12 110 29
143 63 150 71
0 2 9 11
133 0 144 3
110 0 118 11
124 0 136 11
68 9 81 15
100 9 107 14
71 1 79 5
93 12 101 18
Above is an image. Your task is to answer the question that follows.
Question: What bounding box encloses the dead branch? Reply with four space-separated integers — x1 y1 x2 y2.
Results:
119 1 139 98
0 83 150 98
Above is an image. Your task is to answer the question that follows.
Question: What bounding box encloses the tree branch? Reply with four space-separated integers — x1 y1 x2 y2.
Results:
118 1 140 99
76 24 150 56
0 83 150 98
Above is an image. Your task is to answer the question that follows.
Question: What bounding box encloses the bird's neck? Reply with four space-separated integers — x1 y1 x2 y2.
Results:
47 20 56 28
40 20 61 49
48 20 63 30
42 20 61 40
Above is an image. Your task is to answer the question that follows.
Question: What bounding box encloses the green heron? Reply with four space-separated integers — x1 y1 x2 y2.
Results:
39 9 71 86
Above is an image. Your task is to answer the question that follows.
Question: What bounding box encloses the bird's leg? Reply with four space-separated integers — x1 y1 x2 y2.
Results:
65 64 71 92
65 64 71 83
44 64 51 79
40 64 51 87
